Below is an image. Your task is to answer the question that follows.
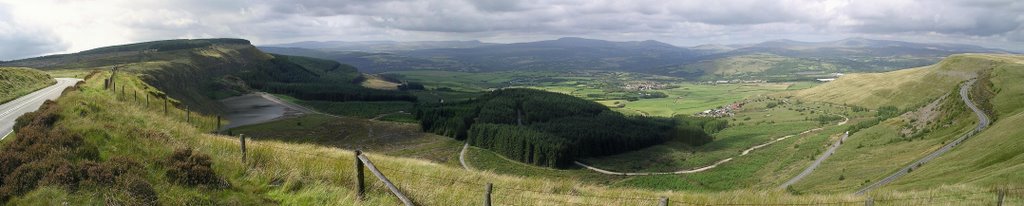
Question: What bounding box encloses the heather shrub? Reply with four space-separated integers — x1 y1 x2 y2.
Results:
165 148 224 187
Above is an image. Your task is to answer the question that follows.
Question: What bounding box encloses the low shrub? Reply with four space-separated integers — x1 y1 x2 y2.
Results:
165 148 224 188
0 101 148 202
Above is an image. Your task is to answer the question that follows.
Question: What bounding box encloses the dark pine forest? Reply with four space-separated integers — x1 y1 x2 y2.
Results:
416 88 727 167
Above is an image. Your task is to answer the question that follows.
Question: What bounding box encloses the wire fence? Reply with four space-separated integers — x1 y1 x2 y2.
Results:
102 70 222 133
240 137 1022 206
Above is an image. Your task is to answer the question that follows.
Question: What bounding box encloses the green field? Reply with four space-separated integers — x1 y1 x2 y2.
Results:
612 83 793 116
583 99 849 171
613 125 845 191
578 98 869 191
389 70 805 117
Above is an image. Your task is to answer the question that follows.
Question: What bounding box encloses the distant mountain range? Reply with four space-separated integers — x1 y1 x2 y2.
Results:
268 37 1012 81
263 40 494 52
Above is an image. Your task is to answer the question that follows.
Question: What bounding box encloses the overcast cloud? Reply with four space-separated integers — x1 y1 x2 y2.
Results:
0 0 1021 60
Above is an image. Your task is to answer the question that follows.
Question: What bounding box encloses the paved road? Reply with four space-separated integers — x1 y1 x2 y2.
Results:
0 78 82 140
855 79 990 195
780 131 849 189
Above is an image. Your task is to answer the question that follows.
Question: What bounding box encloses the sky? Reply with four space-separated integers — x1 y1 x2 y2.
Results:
0 0 1022 60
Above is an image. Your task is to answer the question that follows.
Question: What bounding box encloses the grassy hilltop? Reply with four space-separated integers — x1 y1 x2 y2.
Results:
790 54 1000 109
0 39 410 114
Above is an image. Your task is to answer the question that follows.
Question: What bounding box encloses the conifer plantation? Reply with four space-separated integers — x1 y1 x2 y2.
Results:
416 88 726 167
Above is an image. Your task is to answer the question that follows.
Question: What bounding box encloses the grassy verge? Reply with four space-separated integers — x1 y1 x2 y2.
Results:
0 67 55 104
230 114 462 166
465 147 623 184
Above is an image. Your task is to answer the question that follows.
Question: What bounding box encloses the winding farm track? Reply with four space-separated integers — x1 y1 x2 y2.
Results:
855 79 990 195
459 143 471 170
575 114 847 176
0 78 81 140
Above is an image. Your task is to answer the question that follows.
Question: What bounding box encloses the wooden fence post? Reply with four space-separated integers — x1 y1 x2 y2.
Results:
186 106 191 123
864 197 873 206
997 189 1005 206
356 153 414 206
659 196 668 206
355 150 365 201
146 94 149 108
133 90 137 104
484 183 492 206
109 68 115 90
239 134 247 163
217 116 222 132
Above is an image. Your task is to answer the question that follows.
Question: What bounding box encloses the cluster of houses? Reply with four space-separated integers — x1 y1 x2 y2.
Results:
695 101 746 118
622 81 671 91
702 79 767 85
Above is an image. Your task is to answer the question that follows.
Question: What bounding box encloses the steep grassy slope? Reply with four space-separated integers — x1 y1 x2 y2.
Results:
788 54 1024 194
8 66 1014 205
790 54 1001 109
0 67 54 103
1 39 409 114
883 54 1024 190
2 39 289 113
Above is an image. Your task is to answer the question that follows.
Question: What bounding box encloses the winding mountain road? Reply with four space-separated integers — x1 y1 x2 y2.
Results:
0 78 81 140
780 131 849 189
855 79 990 195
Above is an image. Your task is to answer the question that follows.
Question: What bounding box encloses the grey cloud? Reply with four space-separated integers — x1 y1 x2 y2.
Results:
3 0 1024 60
0 5 68 60
0 29 69 61
842 0 1023 36
466 0 533 12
